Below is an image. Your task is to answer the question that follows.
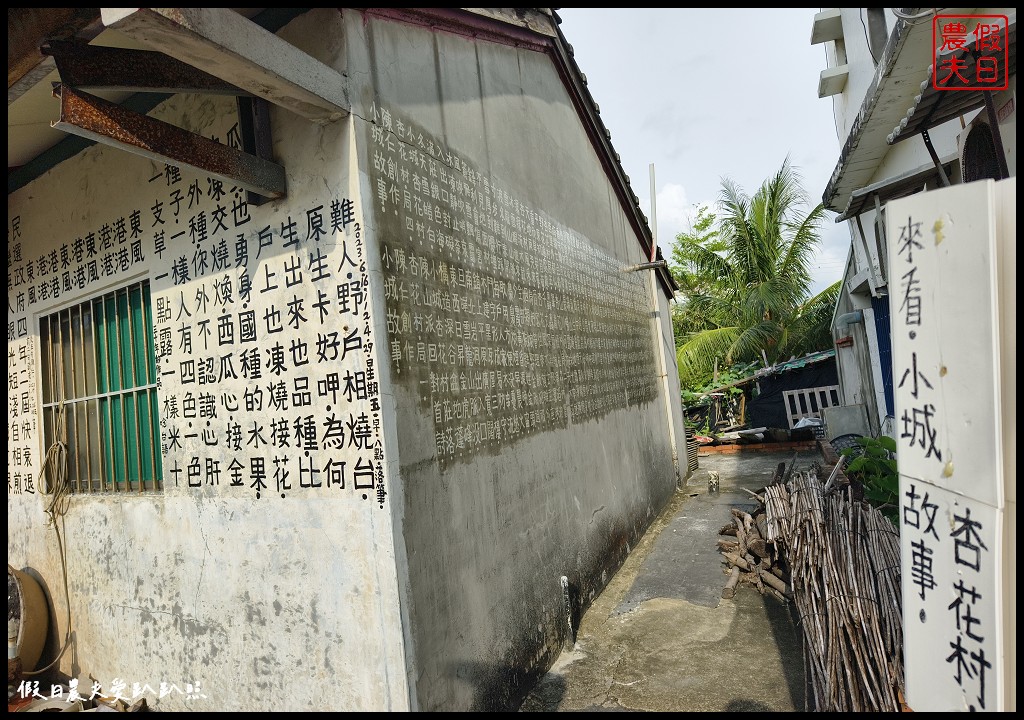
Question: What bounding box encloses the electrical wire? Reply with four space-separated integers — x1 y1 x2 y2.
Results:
860 8 881 65
40 400 70 520
22 400 74 677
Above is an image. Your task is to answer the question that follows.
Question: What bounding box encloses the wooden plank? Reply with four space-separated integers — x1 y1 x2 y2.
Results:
698 440 818 455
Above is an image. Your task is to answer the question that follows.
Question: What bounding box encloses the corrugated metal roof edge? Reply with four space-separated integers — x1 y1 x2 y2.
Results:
771 348 837 373
696 349 838 397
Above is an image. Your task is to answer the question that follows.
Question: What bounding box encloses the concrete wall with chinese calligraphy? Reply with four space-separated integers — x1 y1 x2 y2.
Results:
349 11 682 711
7 10 408 712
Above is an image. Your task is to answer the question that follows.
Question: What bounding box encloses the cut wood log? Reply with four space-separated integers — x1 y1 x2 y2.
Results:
717 539 740 553
721 551 790 597
755 514 769 542
734 517 748 556
722 566 741 599
731 508 755 535
764 584 789 604
718 523 738 536
741 487 765 504
747 552 765 593
748 537 770 560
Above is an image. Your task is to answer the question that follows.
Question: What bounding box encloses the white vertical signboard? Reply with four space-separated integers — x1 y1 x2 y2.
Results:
888 181 1001 505
888 179 1011 712
899 478 1004 710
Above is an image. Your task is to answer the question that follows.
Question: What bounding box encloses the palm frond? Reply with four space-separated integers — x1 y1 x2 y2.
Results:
786 281 842 355
740 275 806 324
685 242 734 283
672 159 838 392
718 178 760 284
676 326 742 387
683 292 738 322
779 202 828 287
730 321 782 363
799 280 842 315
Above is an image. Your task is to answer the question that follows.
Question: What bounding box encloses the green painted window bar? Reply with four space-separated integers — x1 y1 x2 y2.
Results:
39 280 162 493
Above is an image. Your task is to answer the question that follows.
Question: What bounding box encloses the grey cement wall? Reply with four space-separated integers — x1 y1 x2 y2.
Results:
347 10 683 711
7 9 409 711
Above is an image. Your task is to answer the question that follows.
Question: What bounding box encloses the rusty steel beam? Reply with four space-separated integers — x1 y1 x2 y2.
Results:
44 39 249 96
100 7 348 123
8 7 101 104
52 85 286 200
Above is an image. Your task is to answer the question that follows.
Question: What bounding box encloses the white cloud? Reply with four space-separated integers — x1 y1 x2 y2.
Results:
557 8 843 291
809 220 851 295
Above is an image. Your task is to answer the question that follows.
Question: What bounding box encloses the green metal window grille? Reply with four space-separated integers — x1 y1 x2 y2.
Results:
39 280 162 493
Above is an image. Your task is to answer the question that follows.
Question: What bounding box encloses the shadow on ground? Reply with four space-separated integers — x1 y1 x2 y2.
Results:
519 448 814 712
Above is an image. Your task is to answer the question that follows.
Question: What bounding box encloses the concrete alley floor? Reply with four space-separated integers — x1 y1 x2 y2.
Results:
518 447 812 712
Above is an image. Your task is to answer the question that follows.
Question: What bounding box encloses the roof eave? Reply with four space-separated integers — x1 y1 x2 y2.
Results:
821 9 941 212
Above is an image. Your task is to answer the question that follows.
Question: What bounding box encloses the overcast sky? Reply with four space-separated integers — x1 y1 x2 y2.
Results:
556 8 850 295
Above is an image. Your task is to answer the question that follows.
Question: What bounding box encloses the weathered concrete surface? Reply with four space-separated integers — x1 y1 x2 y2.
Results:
519 448 810 712
349 10 684 710
7 10 410 711
8 8 684 712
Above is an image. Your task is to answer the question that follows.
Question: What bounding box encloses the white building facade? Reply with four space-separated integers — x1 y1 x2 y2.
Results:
812 8 1016 712
811 7 1016 438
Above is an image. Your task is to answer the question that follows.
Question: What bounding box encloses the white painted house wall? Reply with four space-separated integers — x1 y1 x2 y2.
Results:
815 7 1017 436
7 9 409 712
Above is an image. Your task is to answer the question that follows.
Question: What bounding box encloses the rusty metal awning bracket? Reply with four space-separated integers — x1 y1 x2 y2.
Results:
43 39 250 96
919 129 951 188
52 84 286 201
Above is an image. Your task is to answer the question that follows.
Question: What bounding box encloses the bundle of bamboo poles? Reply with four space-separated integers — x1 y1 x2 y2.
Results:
719 461 904 712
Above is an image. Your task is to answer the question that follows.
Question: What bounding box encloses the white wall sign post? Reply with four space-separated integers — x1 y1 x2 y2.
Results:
888 179 1014 712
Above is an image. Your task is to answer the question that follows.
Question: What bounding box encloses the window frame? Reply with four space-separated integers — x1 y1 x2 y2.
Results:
39 278 162 494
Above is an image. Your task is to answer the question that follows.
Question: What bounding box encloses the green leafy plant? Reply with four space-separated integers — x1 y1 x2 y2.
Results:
841 436 898 525
681 359 758 437
679 359 760 405
672 158 841 391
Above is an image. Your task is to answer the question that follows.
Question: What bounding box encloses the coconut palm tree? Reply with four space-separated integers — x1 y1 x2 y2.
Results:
673 158 841 390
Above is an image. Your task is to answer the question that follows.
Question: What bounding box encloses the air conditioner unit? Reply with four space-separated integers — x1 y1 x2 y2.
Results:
957 111 1002 183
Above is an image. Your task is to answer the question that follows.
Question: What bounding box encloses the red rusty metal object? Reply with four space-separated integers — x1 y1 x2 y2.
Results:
44 39 250 96
51 84 286 200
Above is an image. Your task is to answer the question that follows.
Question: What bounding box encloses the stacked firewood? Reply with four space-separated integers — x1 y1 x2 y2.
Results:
718 461 792 602
718 455 905 712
